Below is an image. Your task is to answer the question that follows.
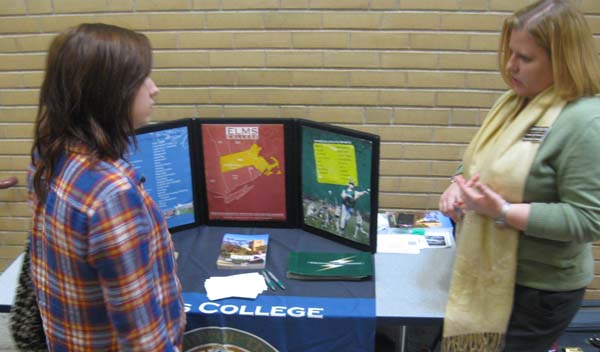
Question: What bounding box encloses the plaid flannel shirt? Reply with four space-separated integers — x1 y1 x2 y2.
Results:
28 145 185 351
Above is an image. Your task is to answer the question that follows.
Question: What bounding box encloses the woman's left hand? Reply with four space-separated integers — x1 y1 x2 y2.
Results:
454 173 505 219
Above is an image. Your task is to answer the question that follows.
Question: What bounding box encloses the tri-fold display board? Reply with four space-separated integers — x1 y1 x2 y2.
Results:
128 118 380 252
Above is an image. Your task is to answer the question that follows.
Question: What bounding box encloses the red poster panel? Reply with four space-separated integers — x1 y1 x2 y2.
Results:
201 124 287 221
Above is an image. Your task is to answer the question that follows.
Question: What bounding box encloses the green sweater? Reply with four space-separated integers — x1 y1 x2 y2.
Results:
519 96 600 291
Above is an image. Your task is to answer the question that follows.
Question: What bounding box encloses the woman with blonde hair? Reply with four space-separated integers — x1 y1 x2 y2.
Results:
439 1 600 350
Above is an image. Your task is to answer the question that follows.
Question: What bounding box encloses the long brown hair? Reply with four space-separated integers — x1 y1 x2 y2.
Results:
498 0 600 101
32 23 152 202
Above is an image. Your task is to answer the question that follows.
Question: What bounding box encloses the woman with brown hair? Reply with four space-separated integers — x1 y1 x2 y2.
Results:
28 23 185 351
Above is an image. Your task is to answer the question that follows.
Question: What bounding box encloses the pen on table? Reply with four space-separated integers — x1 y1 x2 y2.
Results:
410 228 425 235
266 269 286 290
261 270 276 291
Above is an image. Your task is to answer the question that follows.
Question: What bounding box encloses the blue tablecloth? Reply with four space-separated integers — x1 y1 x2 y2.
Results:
172 226 376 352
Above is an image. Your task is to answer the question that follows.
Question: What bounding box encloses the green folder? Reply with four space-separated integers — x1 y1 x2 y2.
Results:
286 251 373 280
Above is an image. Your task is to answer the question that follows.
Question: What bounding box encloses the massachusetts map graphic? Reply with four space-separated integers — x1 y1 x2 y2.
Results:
201 124 287 221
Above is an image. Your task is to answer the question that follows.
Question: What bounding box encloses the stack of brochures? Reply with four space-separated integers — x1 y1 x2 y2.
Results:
377 210 454 254
286 251 373 281
216 233 269 270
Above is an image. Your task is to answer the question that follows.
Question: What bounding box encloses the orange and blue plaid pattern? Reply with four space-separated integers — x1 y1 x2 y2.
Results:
28 145 185 351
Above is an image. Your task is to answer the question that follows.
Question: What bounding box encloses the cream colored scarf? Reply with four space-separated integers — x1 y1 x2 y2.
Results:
441 88 566 351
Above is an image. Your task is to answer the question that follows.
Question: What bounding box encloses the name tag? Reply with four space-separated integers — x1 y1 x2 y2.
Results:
522 126 549 142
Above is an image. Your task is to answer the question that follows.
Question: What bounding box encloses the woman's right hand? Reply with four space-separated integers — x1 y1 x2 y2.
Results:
439 175 464 222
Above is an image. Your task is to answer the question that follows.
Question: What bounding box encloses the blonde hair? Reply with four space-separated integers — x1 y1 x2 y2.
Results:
499 0 600 101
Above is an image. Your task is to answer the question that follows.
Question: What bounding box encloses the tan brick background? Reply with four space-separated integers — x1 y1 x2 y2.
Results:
1 0 599 298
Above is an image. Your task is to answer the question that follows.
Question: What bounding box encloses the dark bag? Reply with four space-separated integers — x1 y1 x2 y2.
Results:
9 241 48 351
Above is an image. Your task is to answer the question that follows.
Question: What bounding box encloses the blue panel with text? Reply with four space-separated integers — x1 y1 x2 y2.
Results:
127 120 198 232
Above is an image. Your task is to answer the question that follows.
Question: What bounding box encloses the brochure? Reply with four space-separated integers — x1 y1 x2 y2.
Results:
287 251 373 280
216 233 269 270
377 211 454 253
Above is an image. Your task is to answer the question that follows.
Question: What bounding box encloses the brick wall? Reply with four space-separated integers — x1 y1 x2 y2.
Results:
1 0 599 297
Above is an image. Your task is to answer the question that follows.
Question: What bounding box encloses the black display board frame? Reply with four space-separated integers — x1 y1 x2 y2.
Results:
131 118 203 233
133 118 380 252
297 119 380 253
194 118 298 229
